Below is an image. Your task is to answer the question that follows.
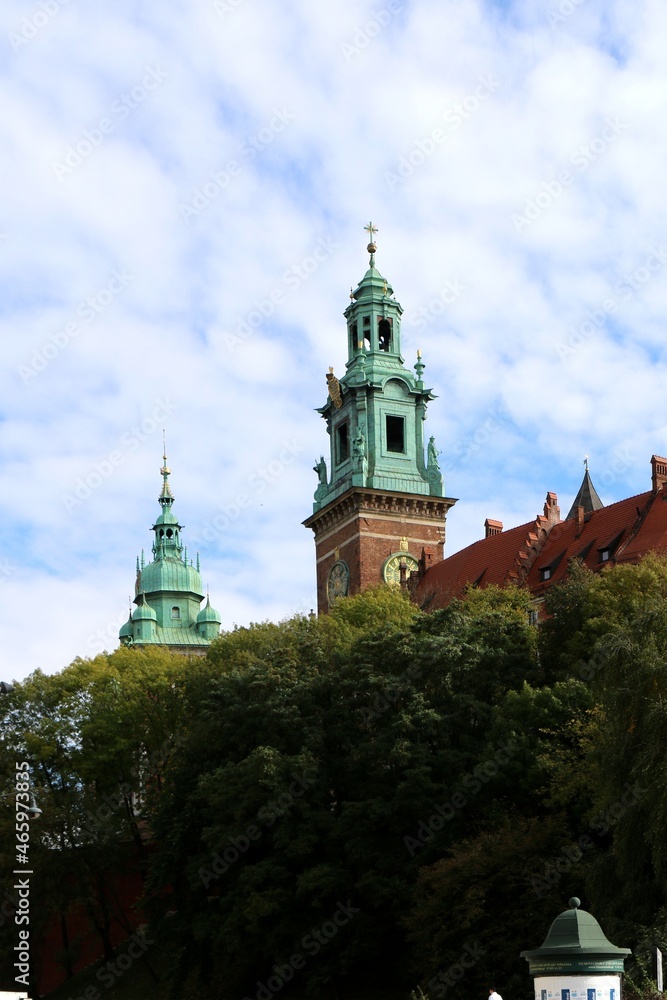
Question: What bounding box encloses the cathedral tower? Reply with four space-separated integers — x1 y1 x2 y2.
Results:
119 450 221 651
304 224 456 612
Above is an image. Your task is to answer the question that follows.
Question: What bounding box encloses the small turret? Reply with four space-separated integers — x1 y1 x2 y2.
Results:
132 593 157 642
196 594 221 641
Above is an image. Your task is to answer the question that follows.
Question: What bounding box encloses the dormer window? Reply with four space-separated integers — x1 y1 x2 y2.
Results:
540 567 551 582
598 532 623 564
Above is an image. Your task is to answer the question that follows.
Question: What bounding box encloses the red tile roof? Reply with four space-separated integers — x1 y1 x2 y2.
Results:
417 478 667 610
416 493 560 608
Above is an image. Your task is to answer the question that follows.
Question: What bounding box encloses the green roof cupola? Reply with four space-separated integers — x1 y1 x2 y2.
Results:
118 449 221 652
343 221 405 374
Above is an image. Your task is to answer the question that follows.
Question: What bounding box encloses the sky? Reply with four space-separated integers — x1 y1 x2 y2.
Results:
3 0 667 680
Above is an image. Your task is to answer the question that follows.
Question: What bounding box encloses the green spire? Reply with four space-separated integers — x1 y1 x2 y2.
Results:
119 451 220 650
159 433 174 508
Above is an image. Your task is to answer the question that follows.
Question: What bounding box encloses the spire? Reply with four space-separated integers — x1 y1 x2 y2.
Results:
566 460 604 520
159 431 174 508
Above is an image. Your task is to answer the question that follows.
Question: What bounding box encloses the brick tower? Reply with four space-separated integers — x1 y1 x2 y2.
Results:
303 224 457 612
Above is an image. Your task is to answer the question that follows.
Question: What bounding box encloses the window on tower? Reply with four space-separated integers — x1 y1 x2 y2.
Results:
363 315 371 350
171 606 181 619
378 317 392 351
336 422 349 464
386 415 405 453
350 321 358 354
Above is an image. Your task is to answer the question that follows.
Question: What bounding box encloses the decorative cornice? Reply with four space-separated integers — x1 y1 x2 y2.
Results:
303 487 457 536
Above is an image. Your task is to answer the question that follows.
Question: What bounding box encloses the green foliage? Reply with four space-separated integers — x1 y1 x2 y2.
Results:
7 566 667 999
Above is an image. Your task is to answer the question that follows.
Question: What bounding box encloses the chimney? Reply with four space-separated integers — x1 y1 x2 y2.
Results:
651 455 667 492
485 518 503 538
543 492 561 524
576 504 585 537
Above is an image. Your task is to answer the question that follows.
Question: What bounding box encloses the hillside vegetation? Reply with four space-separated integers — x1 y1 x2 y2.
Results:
2 567 667 999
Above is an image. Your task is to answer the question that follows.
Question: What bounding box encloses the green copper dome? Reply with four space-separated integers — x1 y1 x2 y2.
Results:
197 596 221 623
118 449 221 651
119 616 133 638
139 558 203 598
155 508 180 527
133 594 157 620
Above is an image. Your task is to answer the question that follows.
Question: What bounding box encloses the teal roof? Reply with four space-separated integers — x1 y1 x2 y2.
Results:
154 508 181 527
521 898 631 975
119 616 133 637
133 594 157 620
139 557 204 598
119 451 221 650
197 596 221 623
138 625 210 646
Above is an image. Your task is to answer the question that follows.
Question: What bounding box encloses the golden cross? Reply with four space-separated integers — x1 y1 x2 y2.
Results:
364 221 378 242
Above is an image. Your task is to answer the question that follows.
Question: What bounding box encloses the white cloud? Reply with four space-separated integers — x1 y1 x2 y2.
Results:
2 0 667 679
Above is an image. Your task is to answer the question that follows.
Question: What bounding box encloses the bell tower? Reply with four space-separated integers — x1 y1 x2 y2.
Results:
304 224 457 612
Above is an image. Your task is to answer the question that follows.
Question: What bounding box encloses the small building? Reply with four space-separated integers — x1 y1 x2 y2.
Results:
521 896 630 1000
118 452 221 652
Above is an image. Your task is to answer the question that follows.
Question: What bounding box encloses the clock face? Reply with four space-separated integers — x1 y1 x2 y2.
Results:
327 560 350 605
383 552 419 586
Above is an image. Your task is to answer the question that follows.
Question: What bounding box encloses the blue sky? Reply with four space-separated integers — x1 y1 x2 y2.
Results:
2 0 667 680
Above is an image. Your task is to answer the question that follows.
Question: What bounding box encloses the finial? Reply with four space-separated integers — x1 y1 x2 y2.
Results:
584 455 589 471
159 440 174 506
350 286 355 301
197 552 200 572
364 221 378 263
415 349 425 384
568 897 581 909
